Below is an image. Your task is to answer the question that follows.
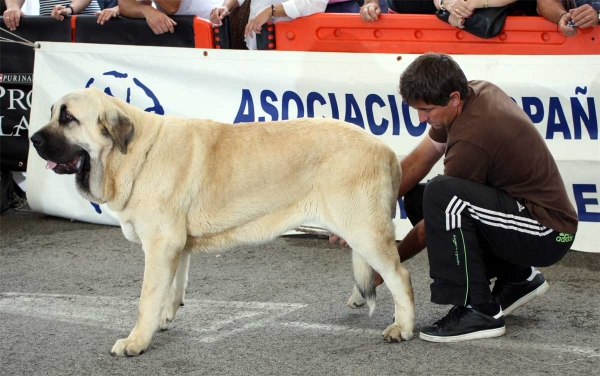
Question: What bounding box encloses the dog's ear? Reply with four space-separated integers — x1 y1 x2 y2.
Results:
102 106 134 155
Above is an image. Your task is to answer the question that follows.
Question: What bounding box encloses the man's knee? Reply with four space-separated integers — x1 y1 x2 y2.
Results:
423 175 454 202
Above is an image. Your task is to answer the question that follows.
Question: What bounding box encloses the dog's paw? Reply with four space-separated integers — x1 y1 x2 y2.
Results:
382 324 414 343
346 285 366 309
111 337 148 357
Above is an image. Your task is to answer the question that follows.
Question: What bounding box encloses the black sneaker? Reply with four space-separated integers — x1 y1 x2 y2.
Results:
492 268 549 316
419 306 505 343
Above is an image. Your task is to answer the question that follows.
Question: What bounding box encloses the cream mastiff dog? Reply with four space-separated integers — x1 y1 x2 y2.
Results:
30 88 415 356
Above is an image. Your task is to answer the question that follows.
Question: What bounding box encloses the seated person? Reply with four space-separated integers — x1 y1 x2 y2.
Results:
537 0 599 37
210 0 361 50
118 0 221 34
3 0 102 30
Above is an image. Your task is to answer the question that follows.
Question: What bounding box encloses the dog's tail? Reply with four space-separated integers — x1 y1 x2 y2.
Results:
352 250 376 315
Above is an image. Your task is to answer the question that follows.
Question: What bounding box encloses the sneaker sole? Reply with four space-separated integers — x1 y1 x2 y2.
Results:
419 326 506 343
503 280 549 316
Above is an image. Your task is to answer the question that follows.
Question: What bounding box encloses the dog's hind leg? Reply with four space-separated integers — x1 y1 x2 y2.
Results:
378 255 415 342
160 250 191 331
351 235 415 342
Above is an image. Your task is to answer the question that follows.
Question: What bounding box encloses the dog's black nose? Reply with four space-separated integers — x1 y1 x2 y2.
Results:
30 133 44 148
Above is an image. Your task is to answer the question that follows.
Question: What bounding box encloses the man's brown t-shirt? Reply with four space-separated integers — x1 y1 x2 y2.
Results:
428 80 578 234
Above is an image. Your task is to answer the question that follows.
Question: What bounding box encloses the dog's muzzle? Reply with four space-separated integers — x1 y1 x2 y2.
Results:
31 129 89 175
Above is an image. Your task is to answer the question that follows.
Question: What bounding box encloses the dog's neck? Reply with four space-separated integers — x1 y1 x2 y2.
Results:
102 110 162 211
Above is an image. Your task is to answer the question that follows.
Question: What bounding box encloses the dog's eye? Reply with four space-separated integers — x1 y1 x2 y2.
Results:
59 110 78 126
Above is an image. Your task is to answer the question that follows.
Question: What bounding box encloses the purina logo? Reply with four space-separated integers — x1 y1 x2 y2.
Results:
0 73 33 84
84 70 164 214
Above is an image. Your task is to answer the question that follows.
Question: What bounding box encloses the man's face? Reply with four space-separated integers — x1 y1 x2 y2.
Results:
410 93 462 129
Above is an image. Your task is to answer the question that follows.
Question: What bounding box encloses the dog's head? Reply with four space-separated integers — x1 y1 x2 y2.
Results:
30 88 134 201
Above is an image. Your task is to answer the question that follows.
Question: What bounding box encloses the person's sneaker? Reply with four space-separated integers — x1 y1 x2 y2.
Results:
492 268 549 316
419 306 505 343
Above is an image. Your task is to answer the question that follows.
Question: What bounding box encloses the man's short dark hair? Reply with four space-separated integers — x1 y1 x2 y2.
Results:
399 53 469 107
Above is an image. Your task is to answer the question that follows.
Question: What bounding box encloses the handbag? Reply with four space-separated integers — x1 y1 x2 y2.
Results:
436 6 511 39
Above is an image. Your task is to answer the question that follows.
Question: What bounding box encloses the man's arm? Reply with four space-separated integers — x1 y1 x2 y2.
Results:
118 0 153 19
153 0 181 15
536 0 568 23
118 0 177 34
536 0 578 37
398 133 445 199
538 0 599 30
388 134 444 262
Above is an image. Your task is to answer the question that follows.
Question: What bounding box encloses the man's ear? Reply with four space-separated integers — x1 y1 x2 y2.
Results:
449 91 462 107
102 106 134 154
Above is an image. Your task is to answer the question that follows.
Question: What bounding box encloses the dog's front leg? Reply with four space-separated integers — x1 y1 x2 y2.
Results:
111 236 184 357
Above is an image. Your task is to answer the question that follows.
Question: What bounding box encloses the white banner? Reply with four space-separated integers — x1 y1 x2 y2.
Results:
27 42 600 252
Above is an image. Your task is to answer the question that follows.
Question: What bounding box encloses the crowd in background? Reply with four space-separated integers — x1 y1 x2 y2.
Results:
1 0 599 49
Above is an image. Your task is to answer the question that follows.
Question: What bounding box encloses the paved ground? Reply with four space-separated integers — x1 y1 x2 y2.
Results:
1 209 598 376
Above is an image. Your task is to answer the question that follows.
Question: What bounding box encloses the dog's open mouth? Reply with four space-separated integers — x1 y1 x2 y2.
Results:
46 151 89 175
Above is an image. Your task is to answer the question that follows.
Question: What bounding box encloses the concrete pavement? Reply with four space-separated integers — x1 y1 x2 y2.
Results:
1 209 598 376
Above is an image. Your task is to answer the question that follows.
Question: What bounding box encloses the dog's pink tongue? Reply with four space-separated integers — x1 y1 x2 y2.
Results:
46 160 58 169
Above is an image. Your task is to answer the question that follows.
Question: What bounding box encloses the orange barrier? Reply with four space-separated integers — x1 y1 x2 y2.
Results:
194 17 215 49
275 14 600 55
54 14 600 54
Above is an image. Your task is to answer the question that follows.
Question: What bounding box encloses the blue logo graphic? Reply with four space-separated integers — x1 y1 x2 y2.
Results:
84 71 163 214
85 70 164 114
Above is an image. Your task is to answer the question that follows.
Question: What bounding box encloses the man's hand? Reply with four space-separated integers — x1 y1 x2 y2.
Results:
360 1 381 22
559 12 578 37
143 7 177 34
96 6 119 25
210 6 230 26
2 7 25 31
569 4 599 29
329 235 350 247
245 6 271 38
